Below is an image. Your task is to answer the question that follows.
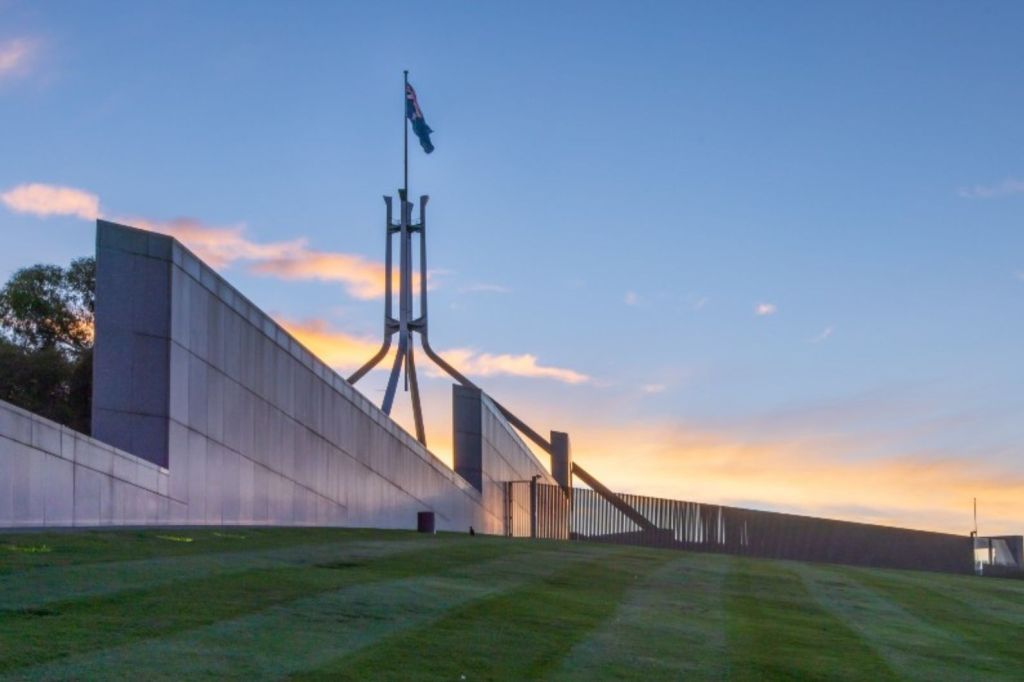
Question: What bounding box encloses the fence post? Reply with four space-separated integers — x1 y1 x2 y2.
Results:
505 481 512 537
530 475 539 539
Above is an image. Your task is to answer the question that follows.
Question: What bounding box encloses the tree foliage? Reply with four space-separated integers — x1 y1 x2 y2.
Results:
0 257 95 355
0 257 94 433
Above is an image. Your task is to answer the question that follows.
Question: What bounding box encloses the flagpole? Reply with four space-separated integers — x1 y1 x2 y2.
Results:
403 70 409 199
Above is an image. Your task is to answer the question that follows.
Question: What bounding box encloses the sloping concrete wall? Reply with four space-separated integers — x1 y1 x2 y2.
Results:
83 219 540 532
0 400 184 527
453 385 557 527
1 219 556 531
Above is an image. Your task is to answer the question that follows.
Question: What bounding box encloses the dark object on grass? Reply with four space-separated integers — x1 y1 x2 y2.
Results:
417 511 435 534
469 526 475 536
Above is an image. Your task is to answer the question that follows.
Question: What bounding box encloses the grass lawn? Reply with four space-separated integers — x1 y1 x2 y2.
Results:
0 528 1021 680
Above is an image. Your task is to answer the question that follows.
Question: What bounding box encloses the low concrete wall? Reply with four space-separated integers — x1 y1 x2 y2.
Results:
0 400 185 527
66 219 552 533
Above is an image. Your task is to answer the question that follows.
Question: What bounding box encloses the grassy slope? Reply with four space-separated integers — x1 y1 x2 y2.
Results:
0 528 1021 680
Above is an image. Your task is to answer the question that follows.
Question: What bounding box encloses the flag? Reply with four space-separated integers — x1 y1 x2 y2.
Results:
405 82 434 154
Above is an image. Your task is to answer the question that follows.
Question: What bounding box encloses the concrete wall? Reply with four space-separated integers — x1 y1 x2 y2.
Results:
70 219 551 533
453 386 557 527
91 225 172 467
0 400 184 527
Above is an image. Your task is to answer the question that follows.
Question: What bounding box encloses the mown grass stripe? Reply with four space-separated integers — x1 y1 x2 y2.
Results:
840 565 1024 628
0 528 386 576
793 563 979 681
8 545 600 681
842 568 1024 674
723 558 897 681
554 552 733 680
3 530 1024 680
0 537 452 611
0 538 518 673
291 548 671 681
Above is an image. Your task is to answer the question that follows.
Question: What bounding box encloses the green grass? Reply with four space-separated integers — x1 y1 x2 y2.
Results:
0 528 1021 680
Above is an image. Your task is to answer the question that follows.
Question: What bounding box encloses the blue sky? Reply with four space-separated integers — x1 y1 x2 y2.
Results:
2 1 1022 533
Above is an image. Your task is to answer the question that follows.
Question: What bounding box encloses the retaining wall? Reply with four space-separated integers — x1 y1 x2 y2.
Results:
0 400 184 526
0 219 553 531
453 385 558 527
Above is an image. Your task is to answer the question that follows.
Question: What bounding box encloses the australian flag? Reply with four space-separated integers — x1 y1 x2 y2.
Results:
406 82 434 154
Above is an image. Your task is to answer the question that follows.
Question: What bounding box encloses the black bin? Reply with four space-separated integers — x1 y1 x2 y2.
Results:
417 511 436 534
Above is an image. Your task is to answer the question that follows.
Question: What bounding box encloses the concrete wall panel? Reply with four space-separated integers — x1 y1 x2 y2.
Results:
2 219 553 532
454 386 558 532
0 401 182 527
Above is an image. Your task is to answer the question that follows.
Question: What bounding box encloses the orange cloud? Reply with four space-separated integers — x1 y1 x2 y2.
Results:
1 181 391 301
278 318 589 385
1 184 100 220
119 217 388 299
251 250 386 300
434 348 590 384
123 217 306 268
276 318 382 369
569 421 1024 535
0 38 35 79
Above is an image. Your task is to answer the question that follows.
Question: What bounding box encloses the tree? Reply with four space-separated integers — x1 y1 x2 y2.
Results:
0 257 94 356
0 339 75 426
0 257 95 433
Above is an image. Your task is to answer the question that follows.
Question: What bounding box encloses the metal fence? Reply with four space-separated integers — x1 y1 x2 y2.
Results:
508 481 974 574
505 480 569 540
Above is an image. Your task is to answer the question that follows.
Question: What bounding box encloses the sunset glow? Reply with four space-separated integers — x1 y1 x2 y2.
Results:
2 2 1022 539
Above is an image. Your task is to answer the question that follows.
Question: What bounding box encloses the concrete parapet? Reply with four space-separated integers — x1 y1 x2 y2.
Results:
550 431 572 490
453 385 556 532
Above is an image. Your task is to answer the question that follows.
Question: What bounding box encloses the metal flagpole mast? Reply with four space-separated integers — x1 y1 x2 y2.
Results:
343 72 591 505
402 70 425 442
403 70 409 198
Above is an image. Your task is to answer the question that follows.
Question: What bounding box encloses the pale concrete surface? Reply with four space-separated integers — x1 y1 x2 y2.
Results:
0 400 183 527
16 219 555 533
453 385 557 527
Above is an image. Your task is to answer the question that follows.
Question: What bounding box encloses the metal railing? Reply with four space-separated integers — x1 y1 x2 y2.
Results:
510 481 974 574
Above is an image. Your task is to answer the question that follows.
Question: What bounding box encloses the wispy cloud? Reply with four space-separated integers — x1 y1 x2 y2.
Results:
460 283 511 294
958 178 1024 199
123 216 303 266
1 183 100 220
281 316 590 385
810 325 834 343
118 216 386 301
1 182 390 300
438 348 590 384
641 383 666 394
624 291 640 306
276 318 382 369
248 248 387 300
0 38 35 80
690 295 709 311
755 302 777 316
